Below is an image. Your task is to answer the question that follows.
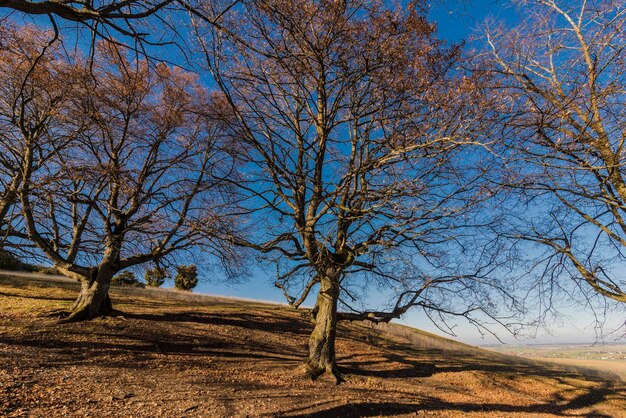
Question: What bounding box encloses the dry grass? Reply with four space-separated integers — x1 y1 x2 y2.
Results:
532 358 626 380
1 273 625 417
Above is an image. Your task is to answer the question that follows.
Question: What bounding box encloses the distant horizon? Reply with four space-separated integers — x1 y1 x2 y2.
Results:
479 341 626 348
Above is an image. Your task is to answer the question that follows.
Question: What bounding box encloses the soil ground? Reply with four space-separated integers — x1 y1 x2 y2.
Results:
1 273 625 417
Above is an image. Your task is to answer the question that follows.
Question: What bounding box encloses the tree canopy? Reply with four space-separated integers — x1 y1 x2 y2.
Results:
194 0 517 380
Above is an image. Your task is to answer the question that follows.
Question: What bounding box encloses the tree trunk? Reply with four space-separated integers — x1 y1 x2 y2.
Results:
59 268 113 323
305 275 344 383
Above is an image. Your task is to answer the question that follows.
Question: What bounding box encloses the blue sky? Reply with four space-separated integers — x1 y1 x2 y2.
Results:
429 0 519 42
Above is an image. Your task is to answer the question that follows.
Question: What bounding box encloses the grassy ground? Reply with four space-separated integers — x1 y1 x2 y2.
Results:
1 273 625 417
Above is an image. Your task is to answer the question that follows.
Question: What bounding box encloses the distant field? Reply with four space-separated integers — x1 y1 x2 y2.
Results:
1 273 625 417
534 358 626 380
487 343 626 380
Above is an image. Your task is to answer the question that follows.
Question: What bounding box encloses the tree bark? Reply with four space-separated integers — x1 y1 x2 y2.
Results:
305 275 344 383
59 267 113 323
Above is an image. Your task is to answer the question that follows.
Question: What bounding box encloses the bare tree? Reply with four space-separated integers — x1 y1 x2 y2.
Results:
1 0 172 28
194 0 516 382
0 22 79 247
484 0 626 306
0 0 239 43
20 42 237 322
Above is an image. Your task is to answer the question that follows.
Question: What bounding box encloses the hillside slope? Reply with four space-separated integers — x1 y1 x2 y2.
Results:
1 273 625 417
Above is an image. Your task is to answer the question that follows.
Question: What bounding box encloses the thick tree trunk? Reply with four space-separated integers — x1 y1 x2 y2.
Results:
59 268 113 323
305 276 344 383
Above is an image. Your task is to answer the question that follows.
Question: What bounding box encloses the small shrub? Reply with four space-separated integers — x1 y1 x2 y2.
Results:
174 264 198 291
144 268 167 287
38 266 60 275
112 271 144 287
0 250 25 271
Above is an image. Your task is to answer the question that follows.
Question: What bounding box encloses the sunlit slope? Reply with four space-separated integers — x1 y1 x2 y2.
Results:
1 272 624 417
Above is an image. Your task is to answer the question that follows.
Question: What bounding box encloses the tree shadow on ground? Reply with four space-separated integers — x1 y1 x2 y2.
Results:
121 311 310 335
0 331 303 371
339 331 617 383
340 352 436 379
3 276 624 417
0 307 309 371
278 382 624 417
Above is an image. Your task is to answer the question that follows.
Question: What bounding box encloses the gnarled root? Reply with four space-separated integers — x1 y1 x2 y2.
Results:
302 361 345 385
57 291 112 324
